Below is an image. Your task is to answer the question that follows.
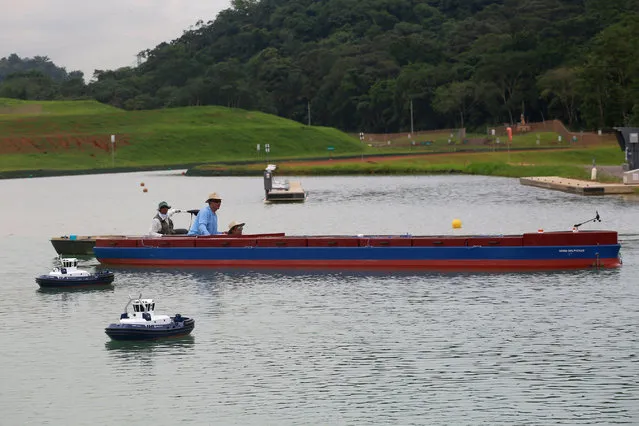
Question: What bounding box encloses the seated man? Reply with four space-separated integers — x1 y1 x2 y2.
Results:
227 221 245 235
148 201 181 237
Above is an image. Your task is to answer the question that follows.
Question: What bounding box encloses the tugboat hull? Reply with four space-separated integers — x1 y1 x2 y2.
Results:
35 271 115 287
105 317 195 341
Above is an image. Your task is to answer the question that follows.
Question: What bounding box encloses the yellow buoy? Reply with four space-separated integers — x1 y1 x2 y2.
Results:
452 219 462 229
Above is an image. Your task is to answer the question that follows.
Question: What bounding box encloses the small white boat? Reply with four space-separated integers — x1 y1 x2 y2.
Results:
35 257 114 287
104 295 195 340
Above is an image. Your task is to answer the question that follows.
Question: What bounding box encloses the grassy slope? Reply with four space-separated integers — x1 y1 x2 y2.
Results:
0 98 366 171
0 98 122 117
0 98 627 182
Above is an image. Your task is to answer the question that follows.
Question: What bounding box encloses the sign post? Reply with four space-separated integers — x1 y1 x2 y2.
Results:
327 146 334 159
110 134 115 167
265 143 270 162
257 143 261 160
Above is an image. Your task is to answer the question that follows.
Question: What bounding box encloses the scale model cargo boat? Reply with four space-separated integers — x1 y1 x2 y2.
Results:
105 295 195 341
36 257 115 287
93 226 622 272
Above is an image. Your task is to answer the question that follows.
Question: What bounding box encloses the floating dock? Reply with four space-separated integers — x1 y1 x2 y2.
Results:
264 164 307 203
265 180 307 203
520 176 634 195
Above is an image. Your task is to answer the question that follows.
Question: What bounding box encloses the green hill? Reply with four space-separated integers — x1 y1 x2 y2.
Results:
0 98 366 174
0 98 121 117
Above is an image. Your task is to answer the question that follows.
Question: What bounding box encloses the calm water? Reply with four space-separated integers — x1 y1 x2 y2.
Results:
1 172 638 425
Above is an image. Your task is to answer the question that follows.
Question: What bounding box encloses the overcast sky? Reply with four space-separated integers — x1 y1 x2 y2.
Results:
0 0 231 81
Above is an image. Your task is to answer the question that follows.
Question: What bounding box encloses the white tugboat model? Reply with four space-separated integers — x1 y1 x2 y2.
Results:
35 257 114 287
105 295 195 340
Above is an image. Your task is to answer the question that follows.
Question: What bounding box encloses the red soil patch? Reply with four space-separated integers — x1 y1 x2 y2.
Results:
0 134 130 154
272 148 597 168
275 153 459 167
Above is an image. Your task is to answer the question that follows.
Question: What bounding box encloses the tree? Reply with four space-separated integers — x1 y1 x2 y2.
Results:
432 81 478 128
537 67 579 125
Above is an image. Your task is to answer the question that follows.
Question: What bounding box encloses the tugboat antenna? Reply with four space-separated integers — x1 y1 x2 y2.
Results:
124 293 142 312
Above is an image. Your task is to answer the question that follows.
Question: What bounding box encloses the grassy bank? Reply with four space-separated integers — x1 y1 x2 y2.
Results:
189 145 626 181
0 98 628 185
0 98 367 173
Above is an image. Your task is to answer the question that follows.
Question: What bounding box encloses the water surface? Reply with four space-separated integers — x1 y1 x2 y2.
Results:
1 172 637 425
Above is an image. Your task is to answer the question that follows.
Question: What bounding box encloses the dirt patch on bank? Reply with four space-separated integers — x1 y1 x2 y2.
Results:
0 104 43 114
0 134 130 154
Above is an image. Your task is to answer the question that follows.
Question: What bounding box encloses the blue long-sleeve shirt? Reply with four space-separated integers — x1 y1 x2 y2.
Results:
187 205 218 236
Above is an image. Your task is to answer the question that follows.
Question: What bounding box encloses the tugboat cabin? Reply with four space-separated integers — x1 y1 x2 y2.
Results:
120 298 157 320
133 299 155 313
61 258 79 268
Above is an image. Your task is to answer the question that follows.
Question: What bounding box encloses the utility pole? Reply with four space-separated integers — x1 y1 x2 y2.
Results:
307 100 311 126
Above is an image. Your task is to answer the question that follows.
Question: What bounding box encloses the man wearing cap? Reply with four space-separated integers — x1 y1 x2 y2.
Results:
187 192 223 236
148 201 182 237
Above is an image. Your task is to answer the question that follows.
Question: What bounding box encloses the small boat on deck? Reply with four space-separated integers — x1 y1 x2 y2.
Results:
51 211 201 255
104 295 195 341
263 164 307 203
35 257 115 287
50 235 124 256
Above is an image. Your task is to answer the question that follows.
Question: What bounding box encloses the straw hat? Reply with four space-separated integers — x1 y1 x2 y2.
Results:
205 192 222 203
228 221 245 232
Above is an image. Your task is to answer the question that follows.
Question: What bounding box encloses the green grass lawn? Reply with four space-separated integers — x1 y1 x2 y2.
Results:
0 98 367 172
191 145 625 182
0 98 121 118
0 98 628 183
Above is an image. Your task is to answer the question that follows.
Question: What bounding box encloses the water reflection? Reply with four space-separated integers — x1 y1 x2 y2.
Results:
104 335 195 354
36 285 115 295
104 336 196 372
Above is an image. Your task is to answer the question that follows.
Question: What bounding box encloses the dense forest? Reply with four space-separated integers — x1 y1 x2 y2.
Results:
2 0 638 132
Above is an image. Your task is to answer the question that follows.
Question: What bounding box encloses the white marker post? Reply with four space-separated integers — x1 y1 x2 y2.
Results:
110 134 115 167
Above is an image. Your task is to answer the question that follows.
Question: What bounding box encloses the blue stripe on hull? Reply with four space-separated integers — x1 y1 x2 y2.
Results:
94 245 620 262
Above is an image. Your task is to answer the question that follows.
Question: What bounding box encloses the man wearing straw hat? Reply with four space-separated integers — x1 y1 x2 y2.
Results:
227 221 245 235
187 192 223 236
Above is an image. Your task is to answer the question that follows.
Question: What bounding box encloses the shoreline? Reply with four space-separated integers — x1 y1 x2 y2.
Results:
0 152 627 184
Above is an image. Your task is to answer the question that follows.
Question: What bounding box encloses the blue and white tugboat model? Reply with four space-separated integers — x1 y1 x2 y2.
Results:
35 257 114 288
105 295 195 341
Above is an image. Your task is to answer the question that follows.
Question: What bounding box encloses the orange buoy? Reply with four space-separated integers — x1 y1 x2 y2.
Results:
140 182 145 186
143 188 148 193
